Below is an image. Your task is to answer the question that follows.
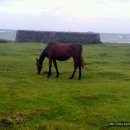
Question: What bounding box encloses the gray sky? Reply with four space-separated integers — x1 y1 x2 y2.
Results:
0 0 130 33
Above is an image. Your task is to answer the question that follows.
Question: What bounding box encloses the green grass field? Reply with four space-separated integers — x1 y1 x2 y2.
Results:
0 43 130 130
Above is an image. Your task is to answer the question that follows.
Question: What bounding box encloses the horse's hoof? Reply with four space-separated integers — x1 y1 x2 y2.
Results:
70 76 73 79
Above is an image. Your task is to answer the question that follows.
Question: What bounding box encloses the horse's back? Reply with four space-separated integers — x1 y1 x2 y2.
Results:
48 42 82 51
47 42 82 60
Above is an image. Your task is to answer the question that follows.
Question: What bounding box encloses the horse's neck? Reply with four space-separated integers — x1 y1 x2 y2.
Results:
39 49 47 64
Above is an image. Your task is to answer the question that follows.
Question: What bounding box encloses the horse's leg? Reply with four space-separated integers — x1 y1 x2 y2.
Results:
78 57 82 80
47 58 52 78
53 60 59 78
70 60 77 79
78 65 81 80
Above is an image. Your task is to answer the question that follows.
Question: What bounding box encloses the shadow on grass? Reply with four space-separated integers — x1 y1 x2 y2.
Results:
73 94 116 107
97 72 130 80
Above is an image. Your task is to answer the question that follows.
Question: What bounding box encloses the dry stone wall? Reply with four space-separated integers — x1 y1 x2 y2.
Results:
16 30 101 44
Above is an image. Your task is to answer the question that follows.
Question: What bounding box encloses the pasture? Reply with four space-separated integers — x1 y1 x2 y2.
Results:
0 43 130 130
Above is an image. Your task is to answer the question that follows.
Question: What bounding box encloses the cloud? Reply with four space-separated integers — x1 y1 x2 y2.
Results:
0 0 130 33
1 0 130 18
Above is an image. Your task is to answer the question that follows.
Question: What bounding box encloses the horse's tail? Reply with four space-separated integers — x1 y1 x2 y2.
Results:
79 44 85 68
81 56 85 68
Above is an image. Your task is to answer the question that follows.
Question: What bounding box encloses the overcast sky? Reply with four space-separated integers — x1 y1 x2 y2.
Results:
0 0 130 33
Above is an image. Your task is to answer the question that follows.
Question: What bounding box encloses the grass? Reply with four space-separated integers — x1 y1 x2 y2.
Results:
0 42 130 130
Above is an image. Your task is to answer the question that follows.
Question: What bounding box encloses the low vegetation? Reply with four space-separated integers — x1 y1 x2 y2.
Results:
0 43 130 130
0 39 14 43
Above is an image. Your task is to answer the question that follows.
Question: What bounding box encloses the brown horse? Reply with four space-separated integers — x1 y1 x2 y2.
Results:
36 42 84 80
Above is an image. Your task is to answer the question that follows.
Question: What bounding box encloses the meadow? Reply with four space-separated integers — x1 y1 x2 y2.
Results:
0 42 130 130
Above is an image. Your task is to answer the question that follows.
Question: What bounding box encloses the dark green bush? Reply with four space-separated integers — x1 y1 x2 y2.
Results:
0 39 8 43
0 39 14 43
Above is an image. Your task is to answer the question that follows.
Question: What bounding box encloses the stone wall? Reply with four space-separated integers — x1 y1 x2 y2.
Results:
16 30 101 44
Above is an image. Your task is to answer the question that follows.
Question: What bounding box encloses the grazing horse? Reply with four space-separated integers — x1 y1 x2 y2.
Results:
36 42 84 80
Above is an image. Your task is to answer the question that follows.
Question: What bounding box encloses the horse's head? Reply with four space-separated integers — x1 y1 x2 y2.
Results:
36 58 42 74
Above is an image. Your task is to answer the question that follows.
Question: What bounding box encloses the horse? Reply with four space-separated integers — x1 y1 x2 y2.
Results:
36 42 84 80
